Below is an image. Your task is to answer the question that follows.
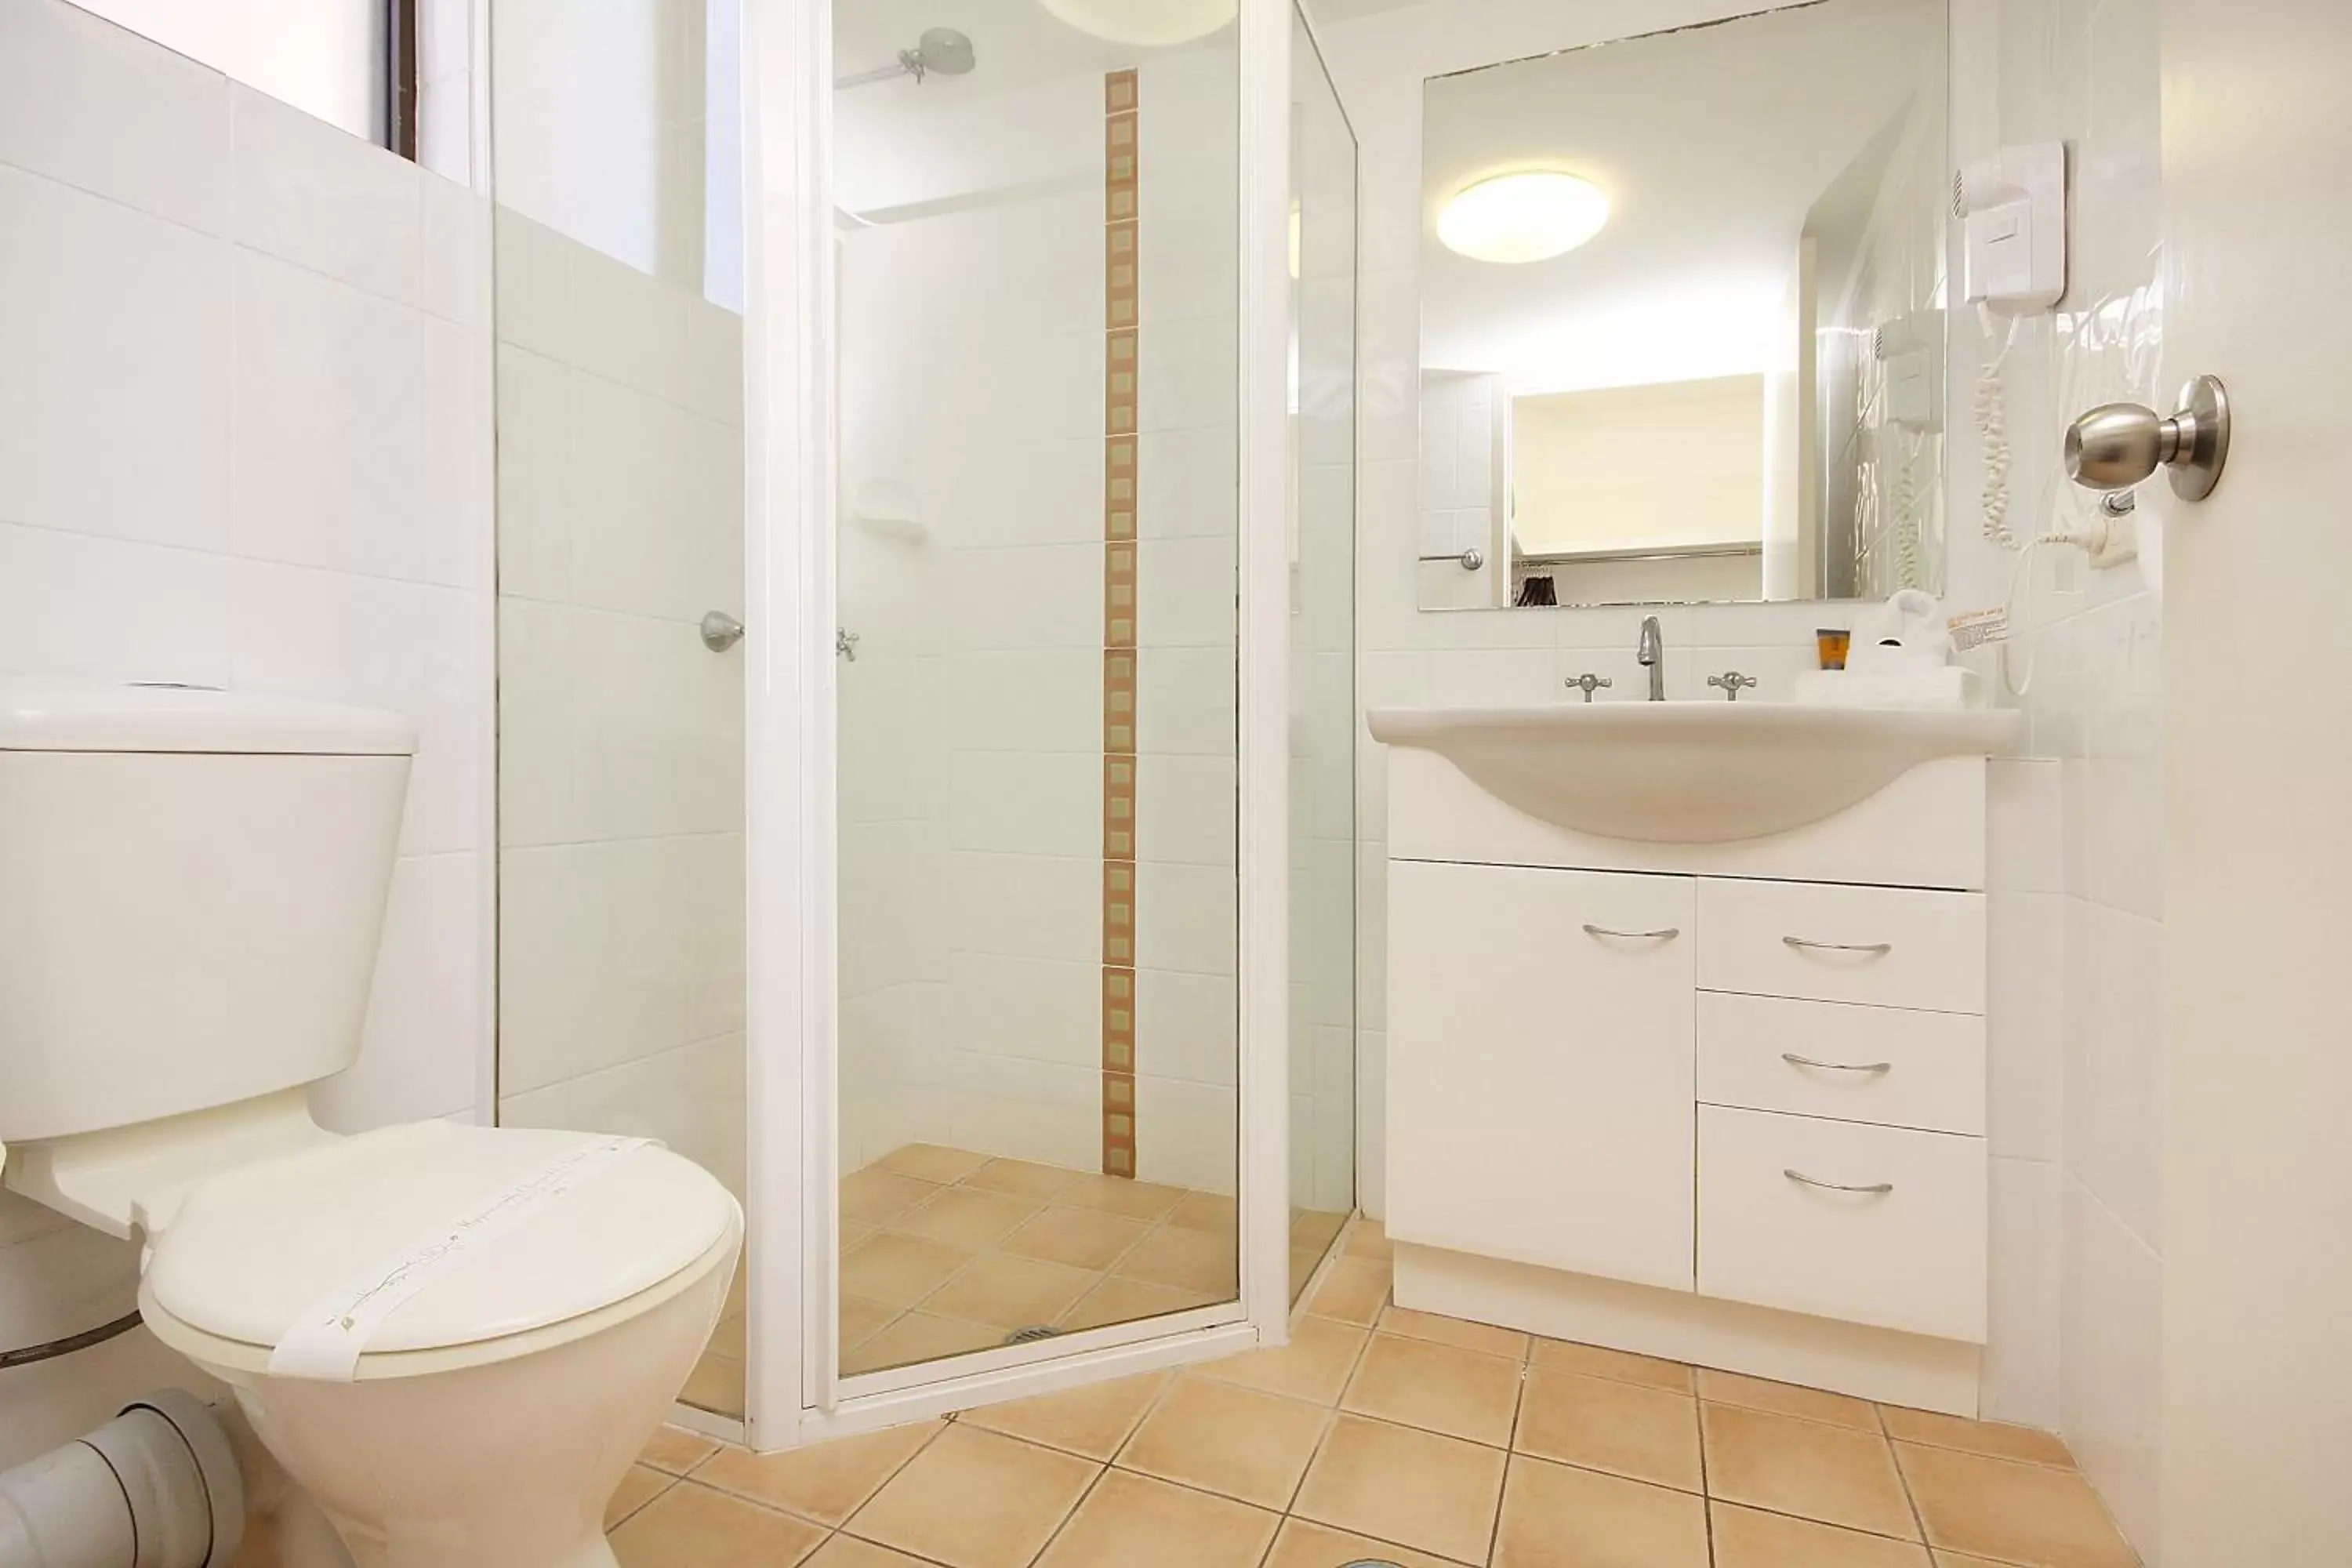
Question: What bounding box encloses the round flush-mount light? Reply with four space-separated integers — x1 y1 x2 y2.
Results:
1036 0 1238 45
1438 171 1610 263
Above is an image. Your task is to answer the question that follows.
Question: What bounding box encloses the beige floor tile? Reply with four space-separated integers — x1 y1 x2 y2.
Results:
1378 1304 1530 1361
604 1465 676 1530
1491 1454 1710 1568
1529 1338 1693 1393
842 1169 946 1226
1341 1333 1523 1448
840 1232 975 1309
1702 1403 1918 1540
1711 1502 1933 1567
1290 1247 1325 1304
1292 1207 1349 1254
962 1370 1173 1460
1036 1468 1280 1568
964 1157 1091 1200
1115 1223 1240 1294
1896 1442 2140 1568
1290 1414 1508 1564
1929 1556 2016 1568
1058 1276 1218 1332
923 1253 1098 1331
840 1293 898 1348
1194 1315 1370 1404
892 1187 1044 1250
1345 1218 1394 1260
844 1312 1004 1374
1055 1172 1188 1221
847 1425 1101 1568
1514 1368 1702 1493
608 1482 829 1568
641 1425 720 1475
706 1310 746 1360
681 1352 744 1416
1879 1406 2077 1468
1168 1191 1240 1232
1262 1516 1472 1568
696 1418 946 1526
804 1537 938 1568
1309 1254 1392 1326
1698 1368 1882 1431
842 1222 877 1252
1117 1374 1332 1509
878 1143 995 1184
1003 1206 1152 1272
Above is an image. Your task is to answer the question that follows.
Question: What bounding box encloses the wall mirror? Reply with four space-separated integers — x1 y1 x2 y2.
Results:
1415 0 1950 611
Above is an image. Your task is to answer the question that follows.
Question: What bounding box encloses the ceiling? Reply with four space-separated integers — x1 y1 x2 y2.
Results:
1420 0 1942 395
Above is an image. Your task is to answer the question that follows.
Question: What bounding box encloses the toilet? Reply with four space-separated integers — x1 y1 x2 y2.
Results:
0 682 742 1568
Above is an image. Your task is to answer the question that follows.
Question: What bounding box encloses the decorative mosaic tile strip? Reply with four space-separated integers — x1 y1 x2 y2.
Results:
1102 68 1142 1180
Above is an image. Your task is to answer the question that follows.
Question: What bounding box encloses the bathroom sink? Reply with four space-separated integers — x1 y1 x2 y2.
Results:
1366 702 2021 843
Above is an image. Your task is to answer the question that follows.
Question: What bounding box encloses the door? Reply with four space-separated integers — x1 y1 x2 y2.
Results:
2160 5 2352 1561
1387 862 1696 1292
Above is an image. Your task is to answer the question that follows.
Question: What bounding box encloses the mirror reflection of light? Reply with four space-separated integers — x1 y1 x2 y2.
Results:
1428 279 1788 398
1438 172 1610 264
1036 0 1238 45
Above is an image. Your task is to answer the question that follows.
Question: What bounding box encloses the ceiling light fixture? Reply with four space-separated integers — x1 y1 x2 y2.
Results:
1438 172 1610 264
1036 0 1238 45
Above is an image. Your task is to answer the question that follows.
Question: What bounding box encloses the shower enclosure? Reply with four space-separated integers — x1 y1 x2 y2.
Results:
488 0 1352 1448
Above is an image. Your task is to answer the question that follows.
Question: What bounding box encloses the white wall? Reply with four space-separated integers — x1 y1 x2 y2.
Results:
0 0 493 1466
65 0 387 144
1415 371 1504 609
1511 376 1766 556
490 206 749 1203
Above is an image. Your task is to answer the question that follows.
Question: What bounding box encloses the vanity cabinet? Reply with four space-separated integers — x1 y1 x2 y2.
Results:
1381 748 1996 1413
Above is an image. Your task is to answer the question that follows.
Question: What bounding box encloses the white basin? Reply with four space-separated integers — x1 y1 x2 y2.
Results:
1366 702 2022 844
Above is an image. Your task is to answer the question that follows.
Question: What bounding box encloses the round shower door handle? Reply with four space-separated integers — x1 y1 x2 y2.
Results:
700 611 745 652
2065 375 2230 500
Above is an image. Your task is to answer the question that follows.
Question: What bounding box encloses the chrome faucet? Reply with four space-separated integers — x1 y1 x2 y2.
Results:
1636 615 1665 701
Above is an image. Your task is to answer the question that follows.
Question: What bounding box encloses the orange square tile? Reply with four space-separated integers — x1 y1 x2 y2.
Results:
840 1169 944 1227
1309 1255 1392 1325
962 1370 1172 1461
1878 1406 2076 1468
1698 1368 1881 1430
696 1419 945 1526
1168 1191 1240 1232
1345 1217 1394 1260
1290 1414 1507 1564
877 1144 993 1183
1055 1172 1186 1221
1530 1338 1693 1393
1118 1375 1331 1508
1515 1368 1702 1493
1491 1454 1709 1568
1195 1315 1369 1405
1711 1502 1933 1567
641 1425 720 1475
840 1232 972 1309
609 1482 828 1568
922 1254 1097 1331
1895 1442 2139 1568
964 1158 1089 1201
891 1188 1044 1250
804 1538 936 1568
1003 1206 1152 1272
842 1312 1002 1375
1058 1276 1218 1332
1378 1304 1530 1361
1035 1469 1279 1568
1702 1403 1917 1540
605 1465 675 1530
1115 1223 1238 1295
847 1425 1100 1568
1341 1334 1523 1448
1262 1517 1470 1568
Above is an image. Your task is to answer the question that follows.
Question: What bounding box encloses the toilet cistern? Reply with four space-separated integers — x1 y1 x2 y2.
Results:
1638 615 1666 700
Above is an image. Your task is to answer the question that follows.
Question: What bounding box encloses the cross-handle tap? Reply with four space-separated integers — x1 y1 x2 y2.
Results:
1636 615 1665 701
1708 671 1759 702
1565 673 1613 704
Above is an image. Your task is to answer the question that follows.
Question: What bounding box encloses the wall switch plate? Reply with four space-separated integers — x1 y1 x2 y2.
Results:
1958 143 2069 314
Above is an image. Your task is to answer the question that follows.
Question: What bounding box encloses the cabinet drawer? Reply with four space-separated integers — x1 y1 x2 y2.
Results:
1388 860 1697 1293
1698 1107 1986 1342
1697 879 1984 1013
1698 993 1985 1135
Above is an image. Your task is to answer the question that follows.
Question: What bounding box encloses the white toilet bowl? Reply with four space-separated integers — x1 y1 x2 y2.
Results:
133 1121 742 1568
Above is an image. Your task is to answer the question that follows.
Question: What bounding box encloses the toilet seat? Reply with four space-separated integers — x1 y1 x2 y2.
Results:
140 1121 739 1377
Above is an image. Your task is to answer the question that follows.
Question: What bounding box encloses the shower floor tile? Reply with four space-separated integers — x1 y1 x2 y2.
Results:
616 1243 2140 1568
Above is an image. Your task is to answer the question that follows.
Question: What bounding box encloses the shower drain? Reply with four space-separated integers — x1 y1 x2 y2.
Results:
1002 1325 1060 1345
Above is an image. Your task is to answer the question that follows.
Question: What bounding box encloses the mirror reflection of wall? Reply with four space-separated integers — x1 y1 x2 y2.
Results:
1416 0 1950 612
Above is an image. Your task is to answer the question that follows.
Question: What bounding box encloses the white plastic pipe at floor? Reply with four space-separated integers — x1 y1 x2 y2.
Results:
0 1391 243 1568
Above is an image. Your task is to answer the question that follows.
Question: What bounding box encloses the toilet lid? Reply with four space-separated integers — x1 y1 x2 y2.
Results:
143 1122 739 1357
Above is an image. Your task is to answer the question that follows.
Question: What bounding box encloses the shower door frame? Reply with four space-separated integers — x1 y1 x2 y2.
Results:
733 0 1301 1451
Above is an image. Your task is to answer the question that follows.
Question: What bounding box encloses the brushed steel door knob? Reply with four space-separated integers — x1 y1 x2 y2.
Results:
700 611 746 652
2064 374 2230 501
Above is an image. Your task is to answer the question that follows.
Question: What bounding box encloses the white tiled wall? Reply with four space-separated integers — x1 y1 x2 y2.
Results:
491 207 749 1203
0 0 494 1465
1416 371 1504 610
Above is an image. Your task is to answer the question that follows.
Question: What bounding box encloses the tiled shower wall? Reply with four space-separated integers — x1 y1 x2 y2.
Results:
0 0 495 1464
491 207 749 1203
834 48 1243 1195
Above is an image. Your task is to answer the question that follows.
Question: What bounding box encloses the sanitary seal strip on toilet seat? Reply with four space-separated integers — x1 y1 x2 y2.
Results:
267 1134 652 1381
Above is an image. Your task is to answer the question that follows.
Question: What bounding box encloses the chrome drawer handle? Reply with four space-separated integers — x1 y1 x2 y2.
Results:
1781 936 1893 956
1781 1052 1893 1075
1583 924 1681 942
1784 1168 1895 1196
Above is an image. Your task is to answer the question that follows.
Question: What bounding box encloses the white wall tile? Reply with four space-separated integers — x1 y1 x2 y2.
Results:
949 752 1101 858
312 851 487 1130
945 953 1100 1071
1135 860 1238 978
1983 1155 2063 1428
1136 753 1238 867
946 650 1101 753
0 166 231 550
420 172 488 328
0 0 230 234
1137 647 1237 757
1987 891 2067 1162
1135 967 1239 1087
1135 1076 1239 1196
0 523 233 683
2065 898 2165 1250
943 850 1098 964
946 544 1104 652
2061 1174 2164 1556
230 82 421 306
503 1031 747 1200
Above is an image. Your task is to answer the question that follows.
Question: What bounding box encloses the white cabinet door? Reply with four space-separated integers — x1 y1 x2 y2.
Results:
1388 860 1697 1292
